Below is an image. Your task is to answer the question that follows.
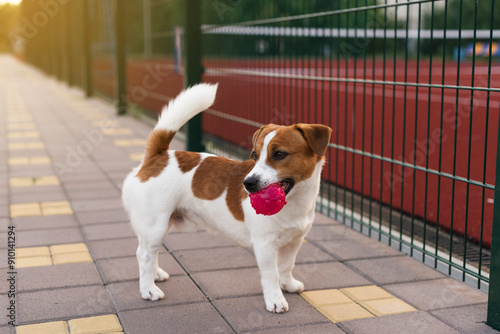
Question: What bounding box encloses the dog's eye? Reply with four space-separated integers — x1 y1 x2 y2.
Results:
273 151 288 160
250 151 257 160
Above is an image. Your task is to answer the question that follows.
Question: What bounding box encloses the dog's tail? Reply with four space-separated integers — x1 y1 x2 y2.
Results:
155 83 218 133
136 84 217 181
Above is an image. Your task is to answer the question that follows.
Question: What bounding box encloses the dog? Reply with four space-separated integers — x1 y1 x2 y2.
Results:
122 83 332 313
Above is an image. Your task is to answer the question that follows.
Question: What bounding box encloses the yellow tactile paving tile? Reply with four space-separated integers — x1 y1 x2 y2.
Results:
16 320 69 334
15 243 93 268
16 315 123 334
7 131 40 139
301 285 416 323
129 153 143 161
9 201 72 218
114 138 147 147
8 142 45 150
10 176 60 187
8 156 51 165
68 314 123 333
102 128 133 135
41 201 73 215
7 122 37 130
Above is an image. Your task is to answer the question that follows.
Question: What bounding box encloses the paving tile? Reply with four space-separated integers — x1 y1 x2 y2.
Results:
66 188 121 200
431 304 498 334
10 191 67 204
164 231 240 251
17 285 114 324
15 227 83 247
347 256 444 285
319 302 375 323
68 314 122 334
337 311 460 334
360 297 416 317
41 200 73 215
301 289 352 306
293 262 371 290
16 246 50 258
75 209 129 225
214 295 329 332
193 267 262 299
50 242 88 255
174 246 256 272
384 278 488 311
88 238 139 259
96 253 184 284
52 252 93 265
70 198 123 212
16 321 68 334
340 285 394 301
119 302 233 334
316 236 401 260
294 241 336 264
107 276 206 311
16 255 53 268
306 223 364 242
82 222 135 241
12 215 78 231
246 323 345 334
9 203 41 217
17 263 102 292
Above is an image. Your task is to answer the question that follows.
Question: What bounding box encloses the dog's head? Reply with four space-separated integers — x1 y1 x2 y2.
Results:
243 123 332 195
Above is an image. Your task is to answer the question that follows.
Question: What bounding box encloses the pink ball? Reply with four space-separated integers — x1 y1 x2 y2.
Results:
249 183 287 216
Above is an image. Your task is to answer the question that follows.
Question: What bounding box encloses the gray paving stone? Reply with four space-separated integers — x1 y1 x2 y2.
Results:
10 190 67 204
17 262 102 292
347 255 444 285
82 222 135 241
305 223 362 242
65 188 121 200
174 246 257 272
0 327 14 334
96 253 185 284
293 262 371 290
214 295 329 333
295 241 336 264
17 285 114 324
315 236 402 260
338 311 460 334
119 302 233 334
385 278 488 311
88 237 140 259
107 276 206 311
16 227 83 247
164 231 240 251
193 267 263 299
431 304 498 334
247 323 345 334
70 198 123 212
11 215 78 231
75 208 129 225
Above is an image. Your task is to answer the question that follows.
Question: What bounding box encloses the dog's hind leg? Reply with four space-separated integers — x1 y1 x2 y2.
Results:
136 216 169 301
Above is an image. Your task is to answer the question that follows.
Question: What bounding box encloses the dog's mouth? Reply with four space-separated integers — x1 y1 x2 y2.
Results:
280 179 295 195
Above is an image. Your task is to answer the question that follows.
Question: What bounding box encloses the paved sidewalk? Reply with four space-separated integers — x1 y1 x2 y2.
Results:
0 55 497 334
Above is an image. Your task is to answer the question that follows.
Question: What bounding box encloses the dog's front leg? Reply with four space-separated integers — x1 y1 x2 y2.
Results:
253 242 289 313
278 236 305 294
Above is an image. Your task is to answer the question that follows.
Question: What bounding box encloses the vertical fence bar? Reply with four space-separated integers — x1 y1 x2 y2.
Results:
82 0 93 97
184 0 204 152
114 0 127 115
488 113 500 330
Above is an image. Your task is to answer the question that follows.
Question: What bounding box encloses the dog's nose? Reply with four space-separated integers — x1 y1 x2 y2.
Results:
243 175 260 193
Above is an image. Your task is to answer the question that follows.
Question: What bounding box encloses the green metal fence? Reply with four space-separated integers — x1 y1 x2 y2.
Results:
18 0 500 329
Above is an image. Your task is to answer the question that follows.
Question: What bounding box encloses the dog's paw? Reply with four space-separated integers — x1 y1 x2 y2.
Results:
154 268 169 282
281 278 304 293
141 285 165 301
265 295 289 313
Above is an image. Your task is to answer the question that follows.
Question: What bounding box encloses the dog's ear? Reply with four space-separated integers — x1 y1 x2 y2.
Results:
251 125 268 148
294 124 332 156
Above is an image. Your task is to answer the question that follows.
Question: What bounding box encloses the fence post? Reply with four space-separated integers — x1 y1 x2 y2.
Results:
114 0 127 115
487 118 500 330
184 0 205 152
82 0 93 97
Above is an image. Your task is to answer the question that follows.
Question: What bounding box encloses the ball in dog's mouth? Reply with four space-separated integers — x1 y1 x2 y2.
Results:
249 183 287 216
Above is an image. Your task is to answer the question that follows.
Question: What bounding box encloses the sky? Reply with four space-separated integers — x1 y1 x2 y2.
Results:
0 0 21 5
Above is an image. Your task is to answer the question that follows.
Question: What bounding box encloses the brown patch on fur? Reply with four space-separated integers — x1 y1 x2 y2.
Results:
175 151 201 173
136 129 175 182
192 156 254 221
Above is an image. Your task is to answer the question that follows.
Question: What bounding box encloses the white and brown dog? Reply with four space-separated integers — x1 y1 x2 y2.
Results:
122 84 332 313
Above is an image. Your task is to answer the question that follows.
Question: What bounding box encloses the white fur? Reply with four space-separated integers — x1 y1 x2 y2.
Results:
122 84 325 313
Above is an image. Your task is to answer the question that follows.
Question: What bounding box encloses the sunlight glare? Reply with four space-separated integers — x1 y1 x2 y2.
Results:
0 0 22 5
